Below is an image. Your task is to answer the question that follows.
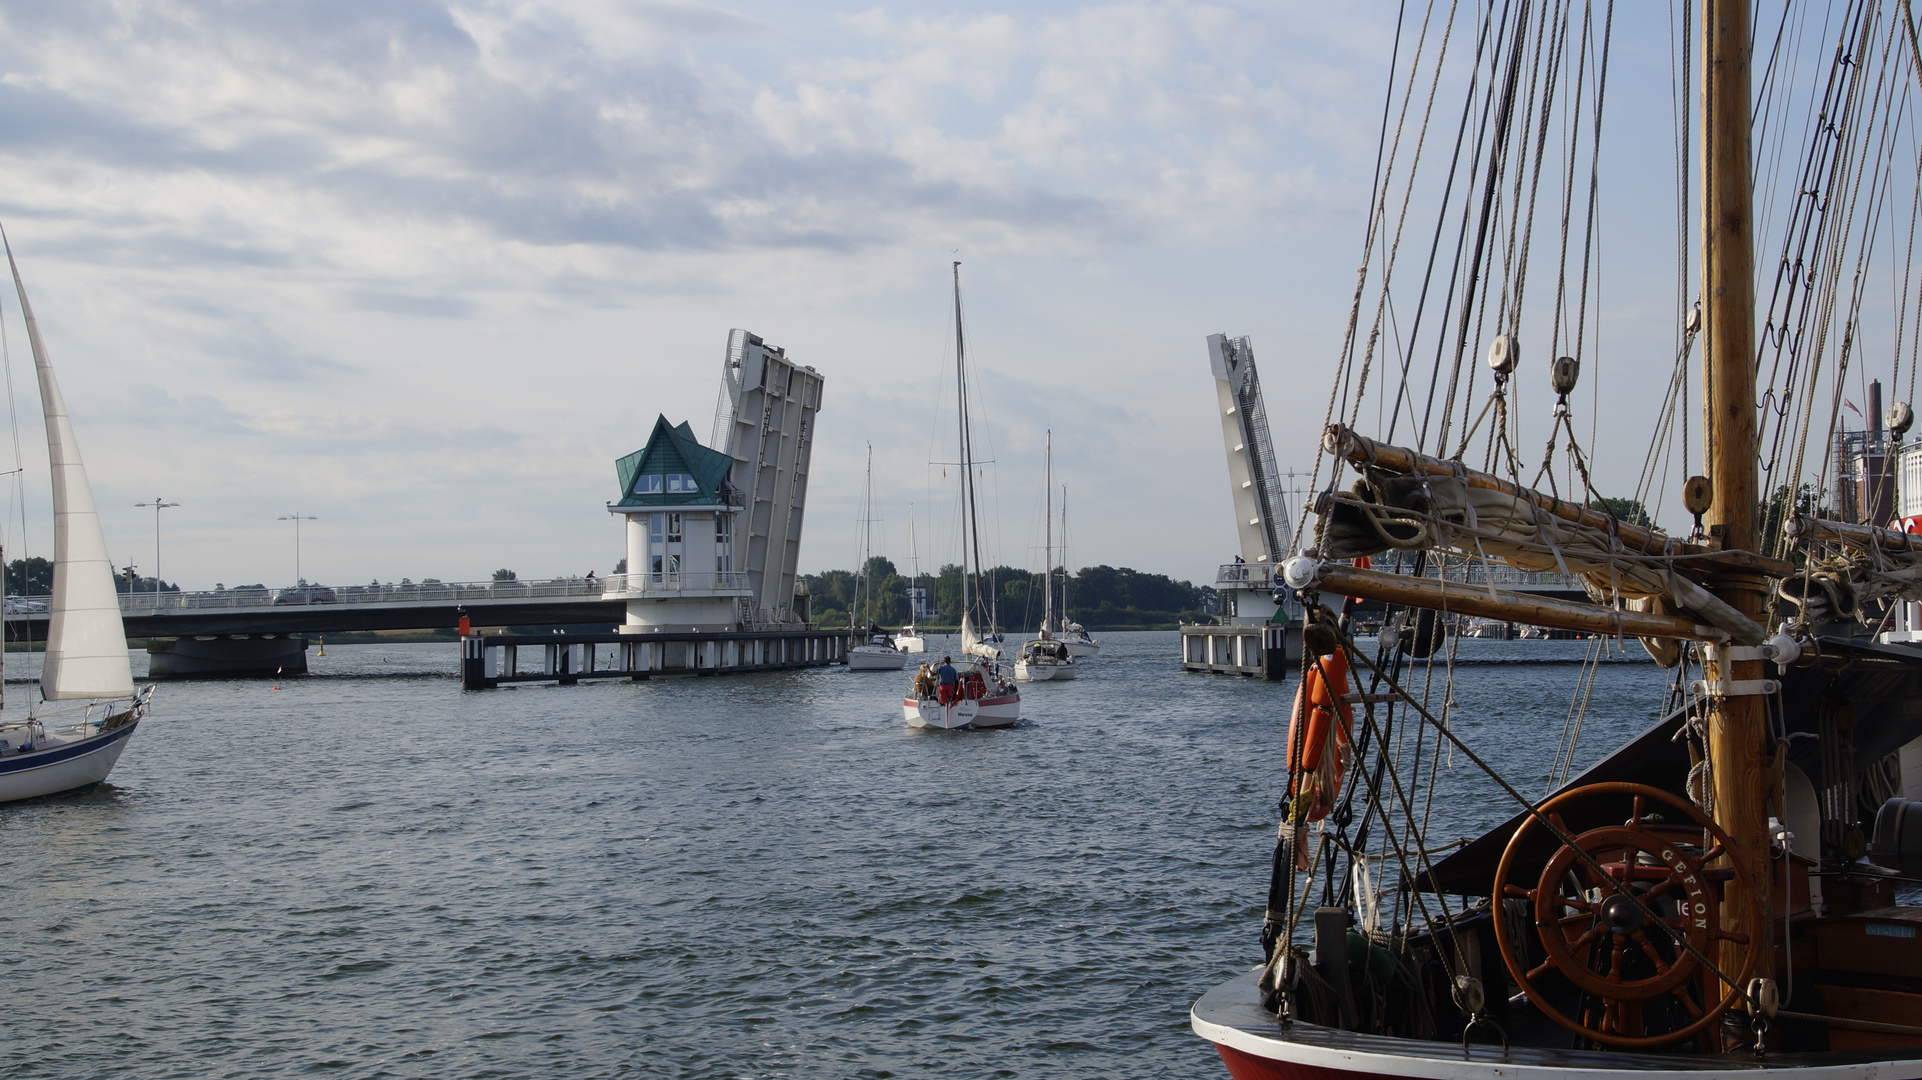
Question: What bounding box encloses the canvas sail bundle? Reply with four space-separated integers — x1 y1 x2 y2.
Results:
1312 425 1764 645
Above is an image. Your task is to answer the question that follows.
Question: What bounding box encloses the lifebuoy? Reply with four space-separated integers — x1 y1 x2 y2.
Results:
1286 649 1354 822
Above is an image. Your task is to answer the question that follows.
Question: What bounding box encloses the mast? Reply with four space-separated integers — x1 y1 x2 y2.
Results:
953 262 970 627
1701 0 1769 972
1043 430 1054 634
907 502 919 624
1060 486 1070 624
862 443 874 630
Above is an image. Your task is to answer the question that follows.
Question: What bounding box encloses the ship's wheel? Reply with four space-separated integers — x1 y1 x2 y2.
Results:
1493 782 1763 1048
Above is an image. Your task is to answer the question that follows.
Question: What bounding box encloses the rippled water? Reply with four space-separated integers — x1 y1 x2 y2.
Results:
0 633 1672 1079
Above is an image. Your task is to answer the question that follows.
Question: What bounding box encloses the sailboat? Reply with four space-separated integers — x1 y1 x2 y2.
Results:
1194 5 1922 1076
904 262 1021 729
893 503 927 654
846 444 908 673
0 232 151 802
1054 485 1099 659
1015 430 1075 683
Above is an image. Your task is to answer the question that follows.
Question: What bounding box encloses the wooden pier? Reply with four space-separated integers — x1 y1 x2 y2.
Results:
460 628 846 689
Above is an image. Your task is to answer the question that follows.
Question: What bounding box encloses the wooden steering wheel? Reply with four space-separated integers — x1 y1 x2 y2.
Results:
1493 783 1763 1048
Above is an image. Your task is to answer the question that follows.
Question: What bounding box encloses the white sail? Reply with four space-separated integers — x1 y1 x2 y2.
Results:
959 612 998 660
4 238 135 700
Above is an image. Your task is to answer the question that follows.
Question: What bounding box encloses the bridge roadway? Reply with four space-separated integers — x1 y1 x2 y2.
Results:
6 580 625 641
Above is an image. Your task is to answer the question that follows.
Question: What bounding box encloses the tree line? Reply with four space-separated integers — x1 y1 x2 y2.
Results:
804 558 1215 631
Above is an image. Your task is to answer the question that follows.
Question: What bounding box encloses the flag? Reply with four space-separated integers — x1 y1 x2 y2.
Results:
1845 399 1863 417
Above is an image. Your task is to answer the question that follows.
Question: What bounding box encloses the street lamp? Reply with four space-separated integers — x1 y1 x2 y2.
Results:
133 497 179 603
277 512 318 585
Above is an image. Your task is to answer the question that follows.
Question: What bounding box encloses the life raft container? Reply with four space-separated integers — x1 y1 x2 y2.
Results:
1286 649 1355 823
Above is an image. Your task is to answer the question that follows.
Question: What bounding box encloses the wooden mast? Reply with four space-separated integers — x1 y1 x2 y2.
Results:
1702 0 1770 983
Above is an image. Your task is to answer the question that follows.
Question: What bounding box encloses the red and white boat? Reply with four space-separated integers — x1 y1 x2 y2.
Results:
902 656 1020 730
901 262 1022 730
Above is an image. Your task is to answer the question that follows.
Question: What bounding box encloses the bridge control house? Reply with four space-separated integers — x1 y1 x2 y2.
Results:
603 329 823 635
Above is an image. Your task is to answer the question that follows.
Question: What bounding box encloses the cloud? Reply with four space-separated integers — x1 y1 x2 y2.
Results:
0 0 1402 588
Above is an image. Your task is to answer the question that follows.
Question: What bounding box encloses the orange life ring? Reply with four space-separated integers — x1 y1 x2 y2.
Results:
1286 649 1354 822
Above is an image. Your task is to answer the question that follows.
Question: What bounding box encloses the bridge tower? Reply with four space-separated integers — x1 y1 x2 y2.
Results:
604 330 824 633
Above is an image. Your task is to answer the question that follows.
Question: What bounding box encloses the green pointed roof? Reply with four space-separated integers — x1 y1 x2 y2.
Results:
613 415 736 508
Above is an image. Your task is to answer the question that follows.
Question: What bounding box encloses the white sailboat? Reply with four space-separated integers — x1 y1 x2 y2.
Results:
1015 430 1075 683
846 444 908 673
905 262 1020 728
1055 486 1099 659
892 502 927 654
0 231 151 802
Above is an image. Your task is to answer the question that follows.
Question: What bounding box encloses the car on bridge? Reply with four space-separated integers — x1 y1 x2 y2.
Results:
4 596 47 614
273 585 338 606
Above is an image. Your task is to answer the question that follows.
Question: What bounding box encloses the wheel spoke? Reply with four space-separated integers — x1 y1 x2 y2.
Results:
1631 929 1672 974
1672 984 1704 1019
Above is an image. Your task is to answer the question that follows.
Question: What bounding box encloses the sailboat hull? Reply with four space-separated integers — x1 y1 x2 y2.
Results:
847 646 909 671
902 691 1020 728
1194 968 1922 1080
893 632 926 654
1014 658 1076 682
0 719 137 802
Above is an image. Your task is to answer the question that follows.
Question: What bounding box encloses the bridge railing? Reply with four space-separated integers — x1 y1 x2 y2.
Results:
1212 559 1580 591
114 578 611 614
600 571 750 596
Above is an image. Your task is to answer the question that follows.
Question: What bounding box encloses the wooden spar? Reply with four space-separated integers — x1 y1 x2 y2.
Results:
1323 425 1794 577
1298 562 1728 642
1702 0 1770 998
1326 425 1689 555
1788 514 1922 553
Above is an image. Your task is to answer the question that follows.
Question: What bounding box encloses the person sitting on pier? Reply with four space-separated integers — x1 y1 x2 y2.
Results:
935 656 959 705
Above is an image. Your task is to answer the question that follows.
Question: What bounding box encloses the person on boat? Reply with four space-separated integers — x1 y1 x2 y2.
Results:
935 657 959 704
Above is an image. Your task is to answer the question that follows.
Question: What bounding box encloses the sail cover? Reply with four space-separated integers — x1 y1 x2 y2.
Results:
5 240 135 700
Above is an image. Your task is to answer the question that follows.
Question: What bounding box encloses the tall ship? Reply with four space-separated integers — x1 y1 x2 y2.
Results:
1194 4 1922 1077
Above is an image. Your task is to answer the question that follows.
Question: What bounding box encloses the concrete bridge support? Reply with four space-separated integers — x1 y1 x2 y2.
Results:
460 628 845 689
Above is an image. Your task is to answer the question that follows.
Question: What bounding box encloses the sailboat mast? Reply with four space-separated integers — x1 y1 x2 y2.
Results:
863 443 874 628
953 262 970 625
1701 0 1770 958
1043 430 1053 633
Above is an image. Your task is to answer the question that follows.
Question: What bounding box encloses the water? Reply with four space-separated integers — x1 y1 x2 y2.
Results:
0 633 1673 1079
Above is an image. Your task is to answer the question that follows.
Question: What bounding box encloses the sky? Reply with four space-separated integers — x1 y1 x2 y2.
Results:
0 1 1891 592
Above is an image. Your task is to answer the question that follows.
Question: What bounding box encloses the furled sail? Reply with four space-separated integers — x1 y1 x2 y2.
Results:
959 613 999 660
4 237 135 700
1312 425 1768 646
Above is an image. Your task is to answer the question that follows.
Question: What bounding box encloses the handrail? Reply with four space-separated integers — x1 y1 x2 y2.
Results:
599 571 750 595
110 578 615 614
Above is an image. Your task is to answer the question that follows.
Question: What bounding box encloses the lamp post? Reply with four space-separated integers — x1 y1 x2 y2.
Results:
133 498 179 603
278 513 318 585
